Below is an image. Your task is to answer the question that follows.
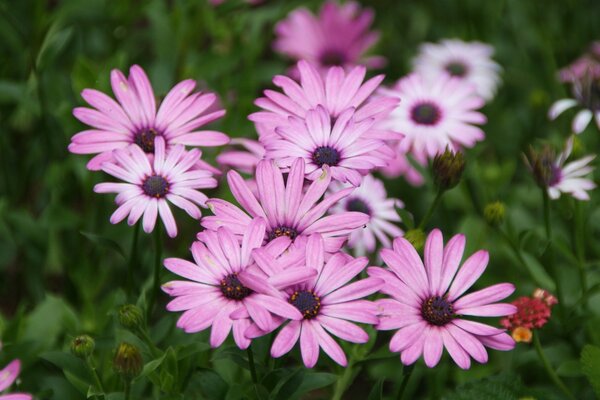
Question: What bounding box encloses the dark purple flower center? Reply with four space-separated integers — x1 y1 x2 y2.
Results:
290 290 321 319
549 164 562 186
346 197 371 216
410 102 442 126
134 128 159 153
573 78 600 111
142 175 169 198
421 295 454 326
312 146 341 167
268 226 298 242
220 273 252 300
445 61 469 77
319 50 347 67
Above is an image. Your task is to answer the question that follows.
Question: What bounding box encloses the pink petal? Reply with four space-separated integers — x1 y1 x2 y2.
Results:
312 322 347 366
323 277 383 305
389 322 426 352
271 320 301 358
423 326 444 368
424 229 444 295
300 321 320 368
318 315 369 343
453 283 515 310
447 250 489 301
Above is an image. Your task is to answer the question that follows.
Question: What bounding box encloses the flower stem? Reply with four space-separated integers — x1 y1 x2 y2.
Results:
418 188 444 230
127 223 140 299
246 346 258 384
533 332 575 400
573 201 588 306
124 379 131 400
331 359 360 400
85 356 105 399
542 189 552 239
147 226 162 321
397 364 415 400
541 190 565 318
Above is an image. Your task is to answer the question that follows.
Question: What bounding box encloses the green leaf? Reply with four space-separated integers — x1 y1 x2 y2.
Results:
556 359 583 378
367 377 385 400
520 252 556 291
581 345 600 397
135 352 167 381
396 207 414 230
294 372 338 397
443 373 522 400
193 368 229 400
40 351 92 395
80 231 126 258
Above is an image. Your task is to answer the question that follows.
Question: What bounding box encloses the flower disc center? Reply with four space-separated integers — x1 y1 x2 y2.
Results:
312 146 341 167
445 61 469 77
421 295 454 326
319 50 347 67
346 198 372 216
411 102 442 126
220 273 252 300
290 290 321 319
142 175 169 198
134 128 159 153
268 226 298 242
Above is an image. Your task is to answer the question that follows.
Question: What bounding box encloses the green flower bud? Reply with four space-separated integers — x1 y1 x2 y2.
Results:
432 149 465 190
484 201 506 226
118 304 144 331
404 229 426 252
113 342 143 379
71 335 95 358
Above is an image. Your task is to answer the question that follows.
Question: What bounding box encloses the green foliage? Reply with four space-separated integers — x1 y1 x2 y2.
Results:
581 345 600 397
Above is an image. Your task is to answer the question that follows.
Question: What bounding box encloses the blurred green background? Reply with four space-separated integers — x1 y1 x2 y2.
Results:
1 0 600 398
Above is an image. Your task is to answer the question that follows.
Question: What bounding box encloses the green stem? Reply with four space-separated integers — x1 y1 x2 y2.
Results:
147 226 162 321
533 332 576 400
138 328 162 358
397 364 415 400
542 190 552 239
331 359 361 400
85 356 105 399
127 223 140 299
246 346 258 384
124 379 131 400
573 201 588 305
418 189 445 230
541 190 565 318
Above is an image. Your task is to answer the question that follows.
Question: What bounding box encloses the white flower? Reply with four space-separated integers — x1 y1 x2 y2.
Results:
548 136 596 200
549 77 600 134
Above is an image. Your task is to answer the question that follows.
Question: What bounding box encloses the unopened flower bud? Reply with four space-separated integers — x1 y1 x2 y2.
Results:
113 342 143 379
404 229 425 252
432 149 465 190
71 335 95 358
484 201 505 226
118 304 144 331
524 145 558 188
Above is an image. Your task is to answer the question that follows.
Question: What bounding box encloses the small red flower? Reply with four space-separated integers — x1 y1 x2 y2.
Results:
500 289 557 342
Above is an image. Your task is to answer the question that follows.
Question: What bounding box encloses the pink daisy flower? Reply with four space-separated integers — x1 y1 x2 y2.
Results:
202 157 369 253
558 41 600 83
246 234 383 368
547 136 596 200
380 73 486 164
369 229 516 369
549 74 600 134
329 174 403 255
273 1 384 75
249 60 399 142
0 360 32 400
413 39 502 101
69 65 228 171
162 219 310 349
94 137 217 238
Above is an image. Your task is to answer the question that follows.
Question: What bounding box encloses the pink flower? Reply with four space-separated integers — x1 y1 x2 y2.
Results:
329 174 403 255
69 65 228 171
216 138 265 175
547 136 596 200
549 76 600 134
369 229 516 369
380 73 486 164
246 234 383 368
94 137 217 237
273 1 384 75
163 219 309 349
250 60 398 143
413 39 502 101
202 158 369 253
559 41 600 83
0 360 32 400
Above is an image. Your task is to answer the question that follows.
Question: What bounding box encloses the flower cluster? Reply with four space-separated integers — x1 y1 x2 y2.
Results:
500 289 558 343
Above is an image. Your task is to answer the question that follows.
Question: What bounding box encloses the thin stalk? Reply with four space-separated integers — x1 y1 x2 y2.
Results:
127 223 140 299
332 359 361 400
124 379 131 400
418 189 444 230
138 329 162 359
397 364 415 400
573 201 588 305
533 332 575 400
85 356 105 399
147 226 163 321
541 190 565 318
246 346 258 384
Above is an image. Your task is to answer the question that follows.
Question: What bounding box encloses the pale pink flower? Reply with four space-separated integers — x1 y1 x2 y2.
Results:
94 137 216 237
216 138 265 175
69 65 228 171
369 229 516 369
549 76 600 134
379 141 425 186
380 73 486 164
329 174 403 255
245 234 383 368
413 39 501 101
548 136 596 200
163 219 309 349
202 158 369 253
0 360 32 400
274 1 384 75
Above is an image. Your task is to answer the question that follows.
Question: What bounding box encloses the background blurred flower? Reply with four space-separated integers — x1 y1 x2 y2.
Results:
202 158 369 253
94 137 217 237
500 289 558 343
329 174 403 255
0 360 32 400
370 229 516 369
379 73 486 164
413 39 502 101
378 141 425 186
273 1 384 75
559 41 600 83
69 65 228 171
